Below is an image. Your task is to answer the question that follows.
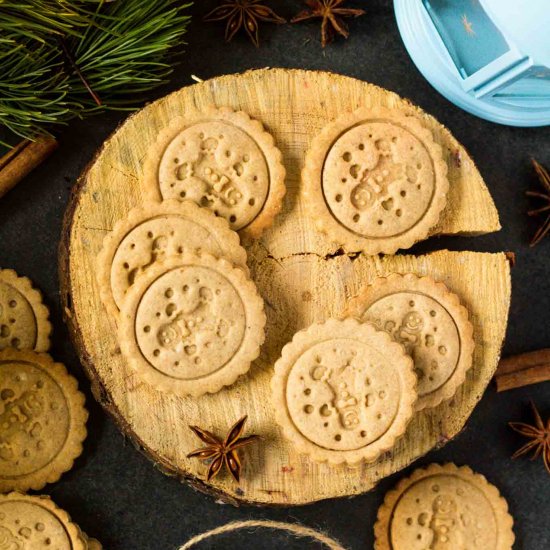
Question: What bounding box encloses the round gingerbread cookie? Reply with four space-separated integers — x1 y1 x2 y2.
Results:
0 350 88 492
271 318 417 464
97 199 249 320
0 269 51 352
143 106 286 239
118 253 266 396
0 493 87 549
345 273 474 411
303 106 449 254
374 463 515 550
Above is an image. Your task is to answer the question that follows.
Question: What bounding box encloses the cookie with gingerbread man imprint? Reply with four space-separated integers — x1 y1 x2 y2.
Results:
0 492 88 549
144 106 286 239
345 273 474 411
374 463 515 550
0 350 88 493
97 199 249 322
118 253 266 396
303 106 449 254
271 318 417 464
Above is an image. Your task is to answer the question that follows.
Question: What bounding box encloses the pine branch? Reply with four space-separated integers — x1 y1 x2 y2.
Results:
0 35 77 141
0 0 192 142
0 0 89 41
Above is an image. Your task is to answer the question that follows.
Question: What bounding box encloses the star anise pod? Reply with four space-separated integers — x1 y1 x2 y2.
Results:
509 401 550 474
204 0 286 48
526 158 550 247
187 415 258 482
291 0 365 48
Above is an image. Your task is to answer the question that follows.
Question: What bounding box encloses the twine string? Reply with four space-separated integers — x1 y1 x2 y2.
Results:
178 520 346 550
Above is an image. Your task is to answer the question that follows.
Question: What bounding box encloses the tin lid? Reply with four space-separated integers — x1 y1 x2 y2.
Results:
482 0 549 64
394 0 550 127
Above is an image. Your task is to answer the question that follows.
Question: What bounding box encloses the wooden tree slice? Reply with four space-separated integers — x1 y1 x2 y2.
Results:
59 69 509 506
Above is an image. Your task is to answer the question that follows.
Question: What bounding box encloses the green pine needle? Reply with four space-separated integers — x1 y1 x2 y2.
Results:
0 0 192 142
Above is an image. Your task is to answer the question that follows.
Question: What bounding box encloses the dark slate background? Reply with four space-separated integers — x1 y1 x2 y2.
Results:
1 1 549 548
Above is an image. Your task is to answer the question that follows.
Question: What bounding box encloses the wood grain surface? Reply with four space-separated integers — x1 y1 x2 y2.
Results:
59 69 509 506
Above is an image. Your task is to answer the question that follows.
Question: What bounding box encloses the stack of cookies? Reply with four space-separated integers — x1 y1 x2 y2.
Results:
269 107 475 465
0 271 98 547
271 273 475 465
98 107 287 396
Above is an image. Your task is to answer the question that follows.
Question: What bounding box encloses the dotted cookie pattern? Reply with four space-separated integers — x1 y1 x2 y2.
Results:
0 350 88 493
97 200 248 321
303 107 448 254
271 318 417 464
144 107 286 239
0 493 87 550
374 463 515 550
118 254 266 396
0 270 51 353
345 274 474 411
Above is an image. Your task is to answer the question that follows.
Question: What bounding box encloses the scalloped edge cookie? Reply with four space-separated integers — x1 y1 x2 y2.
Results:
374 463 515 550
118 253 266 397
345 273 475 411
271 318 417 464
83 532 103 549
0 350 88 492
0 269 52 352
0 492 88 549
97 199 249 321
302 106 449 254
143 106 286 239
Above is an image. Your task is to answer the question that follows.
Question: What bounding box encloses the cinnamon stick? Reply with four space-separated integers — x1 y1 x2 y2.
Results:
0 136 59 199
495 348 550 392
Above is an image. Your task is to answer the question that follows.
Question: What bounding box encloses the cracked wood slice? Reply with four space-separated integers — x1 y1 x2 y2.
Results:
59 69 507 506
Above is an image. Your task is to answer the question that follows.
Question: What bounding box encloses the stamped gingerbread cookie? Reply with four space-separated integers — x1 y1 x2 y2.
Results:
0 350 88 493
144 106 286 239
118 254 266 396
374 463 515 550
0 269 51 352
0 492 87 549
97 199 248 320
271 318 417 464
345 274 474 411
303 107 449 254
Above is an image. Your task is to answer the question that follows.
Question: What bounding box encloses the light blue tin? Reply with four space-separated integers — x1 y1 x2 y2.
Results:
394 0 550 126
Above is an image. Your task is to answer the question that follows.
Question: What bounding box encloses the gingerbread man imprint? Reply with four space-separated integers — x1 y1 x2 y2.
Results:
368 294 459 397
286 340 403 452
323 122 435 238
